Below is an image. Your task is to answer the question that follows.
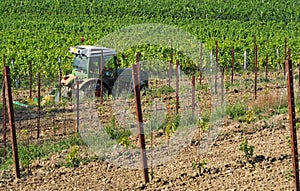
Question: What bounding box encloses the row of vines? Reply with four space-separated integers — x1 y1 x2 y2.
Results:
1 0 300 78
2 0 300 22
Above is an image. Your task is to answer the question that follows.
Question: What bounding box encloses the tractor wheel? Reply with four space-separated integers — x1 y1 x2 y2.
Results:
77 79 111 100
78 79 98 99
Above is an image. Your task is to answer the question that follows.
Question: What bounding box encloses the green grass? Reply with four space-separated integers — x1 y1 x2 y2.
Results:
149 85 175 97
104 116 131 147
225 101 247 120
0 134 85 170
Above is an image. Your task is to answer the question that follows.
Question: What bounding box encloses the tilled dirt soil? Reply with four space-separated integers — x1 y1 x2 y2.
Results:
0 72 298 190
0 113 295 191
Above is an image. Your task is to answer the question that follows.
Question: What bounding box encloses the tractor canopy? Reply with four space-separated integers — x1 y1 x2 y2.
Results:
69 45 117 79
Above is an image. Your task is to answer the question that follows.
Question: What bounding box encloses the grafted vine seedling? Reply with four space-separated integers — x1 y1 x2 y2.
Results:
66 146 80 168
239 139 254 161
104 116 131 147
192 159 207 175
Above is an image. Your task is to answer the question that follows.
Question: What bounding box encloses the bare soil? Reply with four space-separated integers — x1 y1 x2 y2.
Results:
0 71 298 190
0 116 294 190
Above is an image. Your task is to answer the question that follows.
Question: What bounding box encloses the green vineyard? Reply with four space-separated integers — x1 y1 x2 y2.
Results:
1 1 300 190
1 0 300 77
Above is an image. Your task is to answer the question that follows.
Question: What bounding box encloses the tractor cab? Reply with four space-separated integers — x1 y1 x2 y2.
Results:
61 45 119 97
60 45 148 98
69 45 118 80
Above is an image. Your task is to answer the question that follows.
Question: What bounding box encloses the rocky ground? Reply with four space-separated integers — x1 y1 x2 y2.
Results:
0 71 298 190
0 113 296 191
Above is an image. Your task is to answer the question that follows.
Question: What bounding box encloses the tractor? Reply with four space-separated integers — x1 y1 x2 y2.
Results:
60 45 149 98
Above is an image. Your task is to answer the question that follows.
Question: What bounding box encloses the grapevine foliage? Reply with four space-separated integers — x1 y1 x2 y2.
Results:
0 0 299 78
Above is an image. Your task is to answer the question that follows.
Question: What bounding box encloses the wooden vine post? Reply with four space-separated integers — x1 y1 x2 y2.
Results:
2 60 6 159
132 64 149 183
29 60 32 99
37 72 41 139
58 57 62 101
169 60 172 88
298 63 300 90
136 52 141 91
265 54 268 80
169 39 173 88
285 59 300 191
221 67 224 105
175 60 179 113
3 66 20 179
215 41 218 95
284 38 287 60
254 35 258 100
76 79 80 133
199 42 203 85
231 46 234 84
100 50 104 104
192 75 195 115
170 38 173 63
284 37 287 73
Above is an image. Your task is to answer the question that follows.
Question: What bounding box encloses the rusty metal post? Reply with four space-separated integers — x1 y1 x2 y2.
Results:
265 54 268 80
2 70 6 159
285 59 300 191
254 35 258 100
221 67 225 105
284 38 287 73
192 75 195 114
37 72 41 139
58 57 62 101
168 60 172 88
169 39 173 88
138 62 141 92
215 41 218 95
298 63 300 89
175 60 179 113
231 46 234 84
284 37 287 61
100 50 103 104
29 60 32 99
76 80 80 133
254 44 257 100
96 59 100 97
199 42 203 85
132 64 149 183
170 39 173 63
3 66 20 179
136 53 141 91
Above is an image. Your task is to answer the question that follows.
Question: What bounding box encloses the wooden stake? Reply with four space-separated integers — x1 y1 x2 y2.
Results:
176 60 179 113
2 72 6 159
265 54 268 80
199 42 203 85
3 66 20 179
215 41 218 95
231 46 234 83
285 59 300 191
29 60 32 99
192 75 195 114
37 72 41 139
132 64 149 183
